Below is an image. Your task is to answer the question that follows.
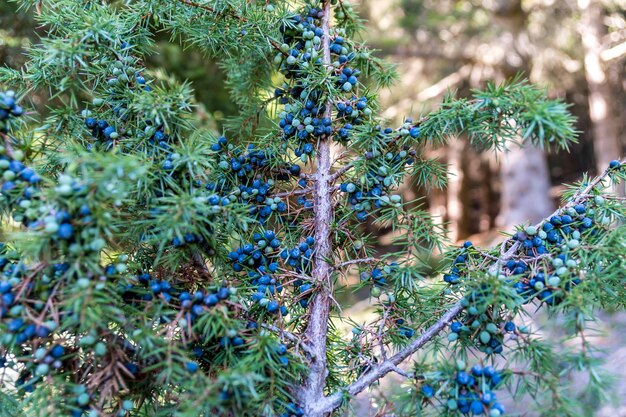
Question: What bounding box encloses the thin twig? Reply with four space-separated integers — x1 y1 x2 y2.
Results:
176 0 246 22
391 365 414 379
376 307 389 360
329 161 355 182
262 324 315 358
273 187 314 199
332 257 380 271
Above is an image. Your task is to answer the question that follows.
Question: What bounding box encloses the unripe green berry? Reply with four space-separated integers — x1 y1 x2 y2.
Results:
485 323 498 334
34 348 47 361
94 342 107 356
35 363 50 376
78 393 90 406
79 335 96 347
2 170 15 181
525 226 537 235
548 276 561 287
440 397 456 412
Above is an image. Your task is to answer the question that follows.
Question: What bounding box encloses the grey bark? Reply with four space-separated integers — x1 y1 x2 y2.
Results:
297 1 335 415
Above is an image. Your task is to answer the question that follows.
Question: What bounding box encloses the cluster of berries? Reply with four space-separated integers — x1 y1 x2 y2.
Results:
1 258 65 393
394 318 415 338
339 124 419 222
282 236 316 308
83 117 119 149
228 232 318 315
125 272 237 324
334 96 371 141
62 379 135 416
0 90 24 133
448 290 508 355
340 182 402 222
229 231 289 315
0 93 41 223
0 150 40 217
359 263 399 297
211 139 297 224
81 42 162 150
443 241 473 284
421 362 506 416
280 236 316 272
444 164 624 363
274 7 328 157
80 43 186 197
273 6 374 157
326 33 379 141
0 94 123 405
29 176 108 256
1 255 134 399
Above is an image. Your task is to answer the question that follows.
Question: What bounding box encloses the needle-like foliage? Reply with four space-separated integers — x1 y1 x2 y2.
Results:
0 1 624 417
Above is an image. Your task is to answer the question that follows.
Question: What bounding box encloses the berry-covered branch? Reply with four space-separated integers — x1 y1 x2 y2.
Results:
314 160 625 416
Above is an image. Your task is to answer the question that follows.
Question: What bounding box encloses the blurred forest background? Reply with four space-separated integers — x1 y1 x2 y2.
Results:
1 0 625 415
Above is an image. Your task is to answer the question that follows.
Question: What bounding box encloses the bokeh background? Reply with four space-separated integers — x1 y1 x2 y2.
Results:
1 0 625 415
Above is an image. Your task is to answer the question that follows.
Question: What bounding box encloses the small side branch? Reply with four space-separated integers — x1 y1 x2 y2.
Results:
391 365 414 379
330 162 355 182
0 131 15 159
332 257 379 272
273 187 314 199
177 0 246 22
262 324 315 358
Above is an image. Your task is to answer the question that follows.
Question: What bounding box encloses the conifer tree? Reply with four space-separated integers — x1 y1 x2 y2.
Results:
0 1 625 417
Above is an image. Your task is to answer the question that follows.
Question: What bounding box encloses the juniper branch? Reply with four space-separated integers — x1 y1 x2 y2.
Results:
310 160 625 415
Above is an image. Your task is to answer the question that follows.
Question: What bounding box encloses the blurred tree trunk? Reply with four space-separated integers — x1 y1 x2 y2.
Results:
494 0 554 227
446 139 465 241
578 0 623 174
498 146 553 225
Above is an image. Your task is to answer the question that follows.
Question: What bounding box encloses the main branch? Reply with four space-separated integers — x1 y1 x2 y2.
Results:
297 2 335 416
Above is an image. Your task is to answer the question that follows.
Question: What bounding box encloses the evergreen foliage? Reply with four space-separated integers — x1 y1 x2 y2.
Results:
0 1 624 416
